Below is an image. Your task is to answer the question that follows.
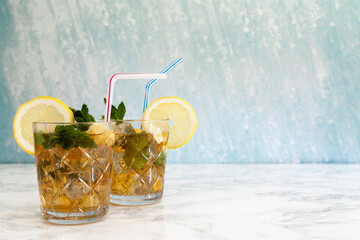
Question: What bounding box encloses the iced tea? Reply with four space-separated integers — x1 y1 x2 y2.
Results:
33 122 114 224
110 120 169 205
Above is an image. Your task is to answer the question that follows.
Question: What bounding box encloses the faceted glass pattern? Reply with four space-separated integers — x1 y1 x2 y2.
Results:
111 120 169 205
34 122 113 224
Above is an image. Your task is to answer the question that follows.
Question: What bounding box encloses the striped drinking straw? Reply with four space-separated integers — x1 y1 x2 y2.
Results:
105 73 166 122
105 58 183 122
142 57 183 112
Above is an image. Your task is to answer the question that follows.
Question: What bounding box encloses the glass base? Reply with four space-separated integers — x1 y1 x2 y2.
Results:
110 193 162 206
41 208 108 225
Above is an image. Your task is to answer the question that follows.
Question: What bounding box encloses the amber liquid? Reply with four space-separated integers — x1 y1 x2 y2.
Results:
35 143 112 223
111 132 167 204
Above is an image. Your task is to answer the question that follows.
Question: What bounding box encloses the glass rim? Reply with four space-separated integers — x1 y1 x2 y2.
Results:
32 121 113 125
32 118 170 125
109 118 170 122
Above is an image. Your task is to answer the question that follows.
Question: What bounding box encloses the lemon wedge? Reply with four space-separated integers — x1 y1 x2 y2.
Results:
87 124 115 146
13 96 74 155
134 128 142 133
142 97 197 149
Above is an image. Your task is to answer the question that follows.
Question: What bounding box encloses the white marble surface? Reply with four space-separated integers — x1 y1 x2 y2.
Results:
1 164 360 240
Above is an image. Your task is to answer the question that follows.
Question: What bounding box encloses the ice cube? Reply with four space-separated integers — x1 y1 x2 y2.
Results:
123 133 161 170
114 123 136 135
86 124 115 146
150 127 164 144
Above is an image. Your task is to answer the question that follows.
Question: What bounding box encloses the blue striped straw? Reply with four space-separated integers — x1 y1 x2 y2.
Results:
142 57 183 112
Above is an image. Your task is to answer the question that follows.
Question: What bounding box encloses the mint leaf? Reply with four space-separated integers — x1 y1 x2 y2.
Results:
75 117 84 122
70 104 95 123
81 104 95 122
70 108 84 122
131 155 148 170
70 108 86 122
55 125 96 149
122 133 159 170
70 104 95 131
35 103 98 150
110 105 117 120
116 102 126 120
128 133 150 150
101 98 126 121
77 123 91 132
154 151 166 167
35 125 96 150
34 132 57 149
80 104 89 121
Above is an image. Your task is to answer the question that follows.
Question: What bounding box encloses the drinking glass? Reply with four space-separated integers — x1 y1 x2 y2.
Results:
33 122 115 224
111 119 169 205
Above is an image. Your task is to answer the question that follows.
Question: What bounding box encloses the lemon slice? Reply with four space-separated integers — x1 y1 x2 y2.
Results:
86 124 115 146
142 97 197 149
13 96 74 155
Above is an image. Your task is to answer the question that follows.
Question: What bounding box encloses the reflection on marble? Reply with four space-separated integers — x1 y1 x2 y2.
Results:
1 164 360 239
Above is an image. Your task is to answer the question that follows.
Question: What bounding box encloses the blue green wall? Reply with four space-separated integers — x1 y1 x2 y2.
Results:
1 0 360 163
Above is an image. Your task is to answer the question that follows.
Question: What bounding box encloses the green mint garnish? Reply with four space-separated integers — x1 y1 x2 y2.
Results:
70 104 95 123
35 102 108 150
112 102 126 120
54 125 96 149
35 125 96 150
131 155 148 170
69 104 96 131
121 133 164 170
34 132 57 149
154 151 166 167
101 98 126 121
123 133 149 169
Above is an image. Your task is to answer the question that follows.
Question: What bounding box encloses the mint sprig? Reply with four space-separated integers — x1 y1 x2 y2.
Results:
121 133 166 170
112 102 126 120
102 98 126 120
53 125 96 149
35 125 96 150
70 104 95 122
35 103 98 150
154 151 166 167
123 133 150 169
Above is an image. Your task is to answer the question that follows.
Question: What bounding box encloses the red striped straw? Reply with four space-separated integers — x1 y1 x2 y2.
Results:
105 73 166 122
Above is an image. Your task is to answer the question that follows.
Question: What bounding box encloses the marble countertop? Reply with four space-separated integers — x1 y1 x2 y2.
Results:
1 164 360 240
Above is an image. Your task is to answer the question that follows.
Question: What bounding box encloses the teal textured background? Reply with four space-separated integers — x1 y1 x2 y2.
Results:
1 0 360 163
